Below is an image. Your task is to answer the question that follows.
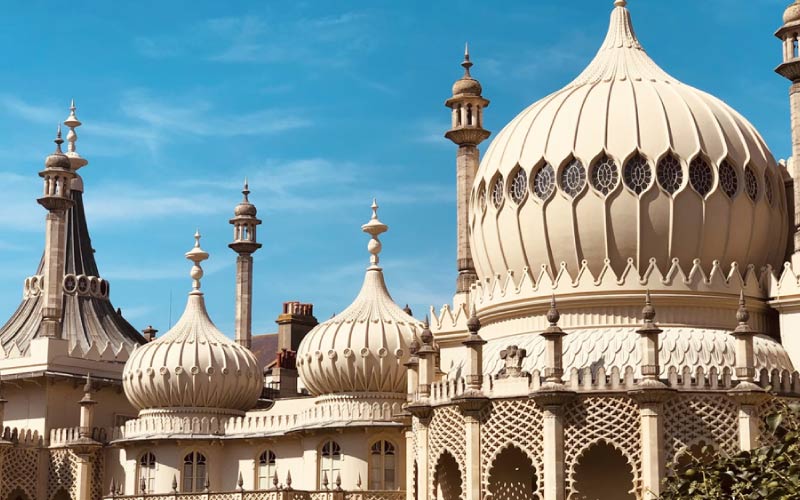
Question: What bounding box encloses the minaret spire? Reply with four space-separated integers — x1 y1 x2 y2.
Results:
37 126 76 338
445 45 490 303
361 198 388 269
776 2 800 264
229 180 262 349
63 100 88 174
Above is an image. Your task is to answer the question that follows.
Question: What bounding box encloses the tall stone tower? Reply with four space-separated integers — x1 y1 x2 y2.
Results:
777 1 800 264
229 180 262 349
37 127 76 338
445 44 490 303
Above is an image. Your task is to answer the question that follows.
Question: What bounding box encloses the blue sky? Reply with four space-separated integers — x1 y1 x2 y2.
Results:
0 0 792 336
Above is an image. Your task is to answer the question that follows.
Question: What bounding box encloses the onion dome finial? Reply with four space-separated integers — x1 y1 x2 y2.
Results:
234 178 258 217
185 230 209 293
361 198 388 268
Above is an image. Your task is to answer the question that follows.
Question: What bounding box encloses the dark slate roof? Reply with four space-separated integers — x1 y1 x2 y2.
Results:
251 332 279 371
0 189 146 357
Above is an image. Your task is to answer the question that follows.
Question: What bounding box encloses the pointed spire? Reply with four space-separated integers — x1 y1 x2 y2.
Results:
83 372 93 394
55 124 64 153
285 470 293 489
272 470 279 490
63 99 86 167
734 290 754 335
403 304 413 316
172 474 178 493
467 307 481 335
335 472 342 491
322 471 329 489
237 470 244 491
361 198 388 269
242 177 250 202
462 42 473 77
185 230 209 293
140 476 147 494
546 294 560 327
637 289 662 335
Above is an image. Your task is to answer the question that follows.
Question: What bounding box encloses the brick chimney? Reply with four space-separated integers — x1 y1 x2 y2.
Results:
276 302 317 352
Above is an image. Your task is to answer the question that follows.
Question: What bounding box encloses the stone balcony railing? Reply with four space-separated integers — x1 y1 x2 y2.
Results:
420 365 800 406
104 490 405 500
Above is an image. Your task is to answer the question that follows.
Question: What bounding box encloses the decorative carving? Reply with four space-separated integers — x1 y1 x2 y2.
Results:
497 345 527 379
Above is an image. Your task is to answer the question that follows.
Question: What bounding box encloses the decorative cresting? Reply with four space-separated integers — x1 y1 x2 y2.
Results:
122 232 262 414
296 201 422 396
470 0 787 288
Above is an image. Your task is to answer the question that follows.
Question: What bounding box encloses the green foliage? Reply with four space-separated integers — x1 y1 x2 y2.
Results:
658 402 800 500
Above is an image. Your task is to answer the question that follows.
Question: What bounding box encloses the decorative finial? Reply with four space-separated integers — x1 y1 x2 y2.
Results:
546 294 560 326
614 0 627 7
272 470 279 490
467 307 481 335
286 470 293 489
335 472 342 491
403 304 413 316
237 471 244 491
172 474 178 493
242 177 250 202
64 99 82 155
203 475 210 492
54 124 64 154
361 199 388 269
83 373 93 394
736 290 750 327
642 289 656 323
462 42 473 77
357 473 362 489
322 471 329 489
140 476 147 494
420 316 434 345
185 230 210 293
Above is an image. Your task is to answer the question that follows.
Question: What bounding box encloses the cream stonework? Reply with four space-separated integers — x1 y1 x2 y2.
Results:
3 2 800 500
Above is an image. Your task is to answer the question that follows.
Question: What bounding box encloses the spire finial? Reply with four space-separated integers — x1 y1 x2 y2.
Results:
736 290 750 326
461 42 473 77
83 373 93 394
361 199 388 269
242 177 250 202
614 0 627 7
64 99 82 155
185 230 210 293
546 294 560 326
54 124 64 154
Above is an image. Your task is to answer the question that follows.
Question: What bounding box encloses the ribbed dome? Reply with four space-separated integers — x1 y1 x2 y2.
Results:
296 202 422 396
123 234 262 414
785 1 800 24
470 2 787 286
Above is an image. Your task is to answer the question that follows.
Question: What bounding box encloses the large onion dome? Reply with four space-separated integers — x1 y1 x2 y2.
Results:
296 201 423 396
123 233 262 414
470 0 787 284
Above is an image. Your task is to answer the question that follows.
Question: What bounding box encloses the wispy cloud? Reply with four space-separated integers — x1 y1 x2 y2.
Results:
0 95 59 125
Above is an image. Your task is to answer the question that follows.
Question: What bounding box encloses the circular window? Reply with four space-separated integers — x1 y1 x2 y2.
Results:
509 168 528 204
718 160 738 199
689 156 713 196
560 158 586 198
491 176 504 208
656 153 683 194
764 172 774 206
745 166 758 201
590 154 618 195
623 153 652 195
532 163 556 200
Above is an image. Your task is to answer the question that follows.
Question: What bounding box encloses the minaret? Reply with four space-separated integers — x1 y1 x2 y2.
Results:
445 44 490 301
229 180 262 349
776 2 800 264
37 127 76 338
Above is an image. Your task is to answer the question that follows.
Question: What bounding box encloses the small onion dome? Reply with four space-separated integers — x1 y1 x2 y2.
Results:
45 126 72 171
785 1 800 24
452 43 482 96
123 232 262 414
296 200 424 396
234 179 258 217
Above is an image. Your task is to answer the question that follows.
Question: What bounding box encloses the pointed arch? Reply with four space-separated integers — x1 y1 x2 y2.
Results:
433 451 462 500
571 441 635 500
486 444 538 500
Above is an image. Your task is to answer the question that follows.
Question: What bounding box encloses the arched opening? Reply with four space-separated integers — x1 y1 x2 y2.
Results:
138 451 156 493
5 489 30 500
319 440 342 488
256 449 277 490
572 442 635 500
487 445 537 500
369 440 397 490
433 451 462 500
51 489 71 500
182 451 207 492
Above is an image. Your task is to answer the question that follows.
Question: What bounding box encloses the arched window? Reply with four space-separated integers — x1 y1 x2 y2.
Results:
319 440 342 488
257 450 277 490
369 440 397 490
138 452 156 493
182 451 207 492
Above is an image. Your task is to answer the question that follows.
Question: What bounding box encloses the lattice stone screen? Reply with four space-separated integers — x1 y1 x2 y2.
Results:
428 405 466 500
663 394 739 462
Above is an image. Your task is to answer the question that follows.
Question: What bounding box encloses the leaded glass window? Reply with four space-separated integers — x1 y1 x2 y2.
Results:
689 156 713 196
183 452 207 492
319 441 342 489
532 163 555 200
560 158 586 198
623 153 652 195
657 153 683 194
257 450 277 490
509 168 528 204
491 176 505 208
369 440 397 490
718 160 738 198
590 154 618 195
745 166 758 201
138 452 156 493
